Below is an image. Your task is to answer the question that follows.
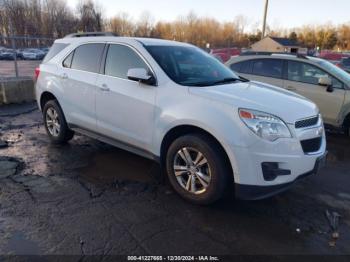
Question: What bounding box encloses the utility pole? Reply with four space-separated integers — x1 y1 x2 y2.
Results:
262 0 269 39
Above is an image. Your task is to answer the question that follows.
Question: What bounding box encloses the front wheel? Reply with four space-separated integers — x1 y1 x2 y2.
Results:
166 134 231 205
43 100 74 144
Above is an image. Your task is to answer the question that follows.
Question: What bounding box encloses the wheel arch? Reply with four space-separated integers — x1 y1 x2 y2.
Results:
160 124 234 182
40 91 58 111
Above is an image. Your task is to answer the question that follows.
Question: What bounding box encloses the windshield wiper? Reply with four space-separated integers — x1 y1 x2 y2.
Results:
189 77 247 87
191 77 244 86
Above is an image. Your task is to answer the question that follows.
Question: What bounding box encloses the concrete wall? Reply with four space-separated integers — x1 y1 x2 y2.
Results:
0 77 35 105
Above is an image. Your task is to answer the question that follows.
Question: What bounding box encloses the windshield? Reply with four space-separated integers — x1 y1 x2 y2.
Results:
312 58 350 86
145 45 240 86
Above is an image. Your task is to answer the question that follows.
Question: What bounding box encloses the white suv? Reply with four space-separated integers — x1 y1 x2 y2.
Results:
35 33 326 204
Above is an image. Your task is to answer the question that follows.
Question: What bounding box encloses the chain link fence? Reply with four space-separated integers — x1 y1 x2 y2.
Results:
0 36 55 79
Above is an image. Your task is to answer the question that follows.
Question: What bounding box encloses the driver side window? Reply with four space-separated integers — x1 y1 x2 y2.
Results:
287 61 343 88
104 44 149 79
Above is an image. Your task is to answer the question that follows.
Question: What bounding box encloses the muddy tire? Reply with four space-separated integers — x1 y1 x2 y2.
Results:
166 134 230 205
43 100 74 144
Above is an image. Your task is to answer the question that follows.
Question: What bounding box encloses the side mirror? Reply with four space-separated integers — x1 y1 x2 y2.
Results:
127 68 156 86
318 77 334 92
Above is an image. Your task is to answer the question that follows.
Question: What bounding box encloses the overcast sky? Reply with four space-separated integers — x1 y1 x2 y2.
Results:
68 0 350 30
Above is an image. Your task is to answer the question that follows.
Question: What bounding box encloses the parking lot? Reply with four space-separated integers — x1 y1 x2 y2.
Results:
0 60 40 78
0 103 349 257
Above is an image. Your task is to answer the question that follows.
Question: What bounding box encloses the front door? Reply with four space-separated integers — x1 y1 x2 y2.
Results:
284 60 346 125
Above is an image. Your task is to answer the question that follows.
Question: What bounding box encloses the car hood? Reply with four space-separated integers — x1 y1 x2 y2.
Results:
189 81 319 124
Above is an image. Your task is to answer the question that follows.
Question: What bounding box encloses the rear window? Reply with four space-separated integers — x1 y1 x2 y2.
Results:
70 43 105 73
230 60 251 74
230 63 241 72
252 59 283 78
43 43 68 63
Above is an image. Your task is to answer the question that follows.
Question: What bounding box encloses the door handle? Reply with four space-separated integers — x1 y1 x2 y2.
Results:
286 86 296 91
100 84 110 92
61 73 68 79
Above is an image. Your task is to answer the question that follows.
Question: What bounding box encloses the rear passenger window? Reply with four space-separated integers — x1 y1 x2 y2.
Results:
252 59 283 78
71 44 105 73
104 44 149 79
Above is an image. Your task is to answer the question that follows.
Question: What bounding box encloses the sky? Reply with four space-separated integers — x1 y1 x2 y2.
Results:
68 0 350 30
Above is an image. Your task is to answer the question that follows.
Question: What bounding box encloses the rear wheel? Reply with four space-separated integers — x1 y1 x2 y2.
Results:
166 134 230 205
43 100 74 144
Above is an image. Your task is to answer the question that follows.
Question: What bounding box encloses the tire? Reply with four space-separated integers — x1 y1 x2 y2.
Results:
166 134 231 205
42 100 74 144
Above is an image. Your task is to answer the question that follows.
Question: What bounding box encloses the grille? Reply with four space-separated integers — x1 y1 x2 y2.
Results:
300 137 322 154
295 116 319 129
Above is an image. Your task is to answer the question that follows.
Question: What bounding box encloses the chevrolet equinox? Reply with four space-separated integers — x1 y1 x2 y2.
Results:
35 33 327 204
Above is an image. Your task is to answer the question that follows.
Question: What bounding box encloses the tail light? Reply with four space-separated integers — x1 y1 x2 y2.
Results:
34 67 40 81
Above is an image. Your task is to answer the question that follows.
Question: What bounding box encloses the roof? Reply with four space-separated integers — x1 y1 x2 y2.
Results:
55 36 192 47
269 37 299 47
135 38 192 47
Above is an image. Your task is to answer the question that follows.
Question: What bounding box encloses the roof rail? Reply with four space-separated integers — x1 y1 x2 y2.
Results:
240 51 273 56
64 32 118 38
240 51 308 59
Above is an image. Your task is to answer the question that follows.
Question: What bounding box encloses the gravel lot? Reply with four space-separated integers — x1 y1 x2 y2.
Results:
0 103 349 258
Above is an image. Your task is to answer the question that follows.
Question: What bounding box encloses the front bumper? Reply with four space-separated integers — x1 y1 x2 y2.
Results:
226 120 327 199
235 152 327 200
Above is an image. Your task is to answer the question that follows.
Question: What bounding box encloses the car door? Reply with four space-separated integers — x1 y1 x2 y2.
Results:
283 60 346 125
95 43 156 152
59 43 105 131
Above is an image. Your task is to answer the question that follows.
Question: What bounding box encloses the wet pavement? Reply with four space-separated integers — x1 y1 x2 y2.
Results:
0 103 350 256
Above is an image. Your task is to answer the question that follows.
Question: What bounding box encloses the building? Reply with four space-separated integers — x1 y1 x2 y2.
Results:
251 36 307 54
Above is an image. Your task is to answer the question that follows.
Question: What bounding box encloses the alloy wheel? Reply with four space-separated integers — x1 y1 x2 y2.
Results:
46 107 61 137
173 147 212 195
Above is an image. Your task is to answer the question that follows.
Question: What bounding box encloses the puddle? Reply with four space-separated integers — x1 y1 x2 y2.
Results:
5 231 41 255
78 148 160 186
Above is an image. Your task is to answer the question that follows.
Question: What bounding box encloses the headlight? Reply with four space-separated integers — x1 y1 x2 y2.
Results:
239 109 292 141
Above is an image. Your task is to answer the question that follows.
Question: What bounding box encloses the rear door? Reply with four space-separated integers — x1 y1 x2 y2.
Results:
283 60 346 125
95 43 156 151
59 43 105 130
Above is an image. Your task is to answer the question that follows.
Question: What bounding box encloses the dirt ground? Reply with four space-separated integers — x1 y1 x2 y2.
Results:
0 103 349 259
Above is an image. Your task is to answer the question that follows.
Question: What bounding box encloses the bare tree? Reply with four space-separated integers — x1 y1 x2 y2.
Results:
134 11 154 37
106 12 134 36
76 0 103 32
